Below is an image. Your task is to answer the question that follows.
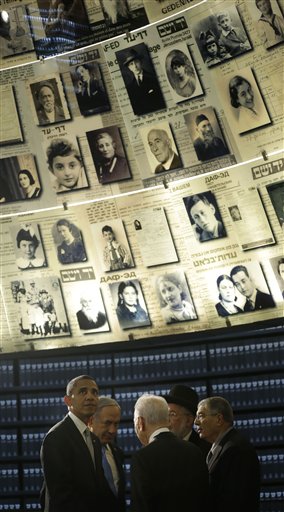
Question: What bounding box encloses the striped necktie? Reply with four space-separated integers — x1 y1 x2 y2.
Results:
102 445 117 495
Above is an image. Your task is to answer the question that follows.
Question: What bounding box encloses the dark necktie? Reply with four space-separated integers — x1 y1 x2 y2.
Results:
84 428 95 465
206 449 213 467
110 242 119 263
138 75 142 86
102 445 117 495
247 299 254 311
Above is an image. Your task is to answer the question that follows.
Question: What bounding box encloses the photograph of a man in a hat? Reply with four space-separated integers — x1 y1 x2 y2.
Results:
164 384 211 459
116 43 166 116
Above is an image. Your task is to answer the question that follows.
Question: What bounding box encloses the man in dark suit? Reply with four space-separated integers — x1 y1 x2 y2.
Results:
131 394 209 512
194 396 260 512
40 375 120 512
76 295 107 331
230 264 275 311
122 48 166 116
147 128 182 174
90 397 126 512
164 384 210 459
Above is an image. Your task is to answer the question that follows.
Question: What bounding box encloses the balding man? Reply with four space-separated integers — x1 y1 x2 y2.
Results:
147 128 182 173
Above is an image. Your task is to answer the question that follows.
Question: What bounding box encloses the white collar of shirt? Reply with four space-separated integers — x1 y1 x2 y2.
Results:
68 411 88 438
211 426 234 452
161 152 175 170
183 431 192 441
149 427 170 444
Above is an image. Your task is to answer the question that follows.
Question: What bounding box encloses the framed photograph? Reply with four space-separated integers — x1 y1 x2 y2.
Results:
266 180 284 229
115 42 166 116
269 255 284 299
10 276 70 339
86 125 131 184
52 218 87 265
183 190 227 242
0 154 41 204
155 270 197 324
213 271 245 318
184 106 229 162
229 262 275 312
246 0 284 50
192 5 251 68
109 279 150 330
28 75 71 126
10 222 47 270
162 43 203 103
0 5 34 59
45 135 89 193
216 66 271 135
91 218 134 273
139 122 182 176
70 60 110 117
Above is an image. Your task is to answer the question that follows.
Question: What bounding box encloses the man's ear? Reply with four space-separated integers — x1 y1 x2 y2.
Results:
137 416 145 432
64 395 71 408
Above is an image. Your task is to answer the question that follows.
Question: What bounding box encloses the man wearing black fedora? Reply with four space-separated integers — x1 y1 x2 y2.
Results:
164 384 211 458
118 46 166 116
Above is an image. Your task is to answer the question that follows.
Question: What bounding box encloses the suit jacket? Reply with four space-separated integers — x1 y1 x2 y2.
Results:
208 428 260 512
37 104 65 125
99 155 131 184
40 415 120 512
108 443 126 512
131 431 209 512
189 428 211 460
126 70 166 116
244 289 275 311
154 152 182 174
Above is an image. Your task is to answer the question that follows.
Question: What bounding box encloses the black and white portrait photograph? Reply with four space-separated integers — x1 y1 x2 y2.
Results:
193 5 251 67
229 205 242 222
218 67 271 135
0 154 41 204
266 180 284 230
29 75 71 126
99 0 131 26
162 43 203 103
115 43 166 116
11 277 70 339
45 135 89 193
86 125 131 184
70 60 110 116
109 279 150 330
52 218 87 265
269 255 284 299
155 270 197 325
63 280 109 333
184 106 229 162
213 273 245 318
0 5 34 59
183 191 226 242
10 223 47 270
139 122 182 176
247 0 284 49
91 219 134 273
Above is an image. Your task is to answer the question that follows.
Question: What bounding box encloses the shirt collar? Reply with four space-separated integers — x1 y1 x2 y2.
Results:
68 411 88 435
211 426 234 451
149 427 170 444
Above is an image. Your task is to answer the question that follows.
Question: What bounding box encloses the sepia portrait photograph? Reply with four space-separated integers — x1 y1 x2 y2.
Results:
86 125 131 184
184 106 230 162
162 43 203 103
192 4 252 68
109 279 150 330
52 218 87 265
0 154 41 204
139 121 182 177
246 0 284 49
29 75 71 126
217 66 271 135
91 218 134 273
10 276 70 339
183 190 227 242
155 270 197 325
70 60 111 117
269 255 284 299
266 180 284 230
10 222 47 271
0 5 34 59
115 42 166 116
45 135 88 194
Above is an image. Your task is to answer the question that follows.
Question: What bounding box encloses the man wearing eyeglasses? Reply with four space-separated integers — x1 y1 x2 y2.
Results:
195 396 260 512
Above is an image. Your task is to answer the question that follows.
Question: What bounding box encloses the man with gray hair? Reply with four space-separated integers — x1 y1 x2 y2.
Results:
89 397 126 511
194 396 260 512
147 128 182 174
131 394 209 512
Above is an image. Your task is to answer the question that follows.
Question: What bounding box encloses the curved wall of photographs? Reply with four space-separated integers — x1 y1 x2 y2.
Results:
0 0 283 354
